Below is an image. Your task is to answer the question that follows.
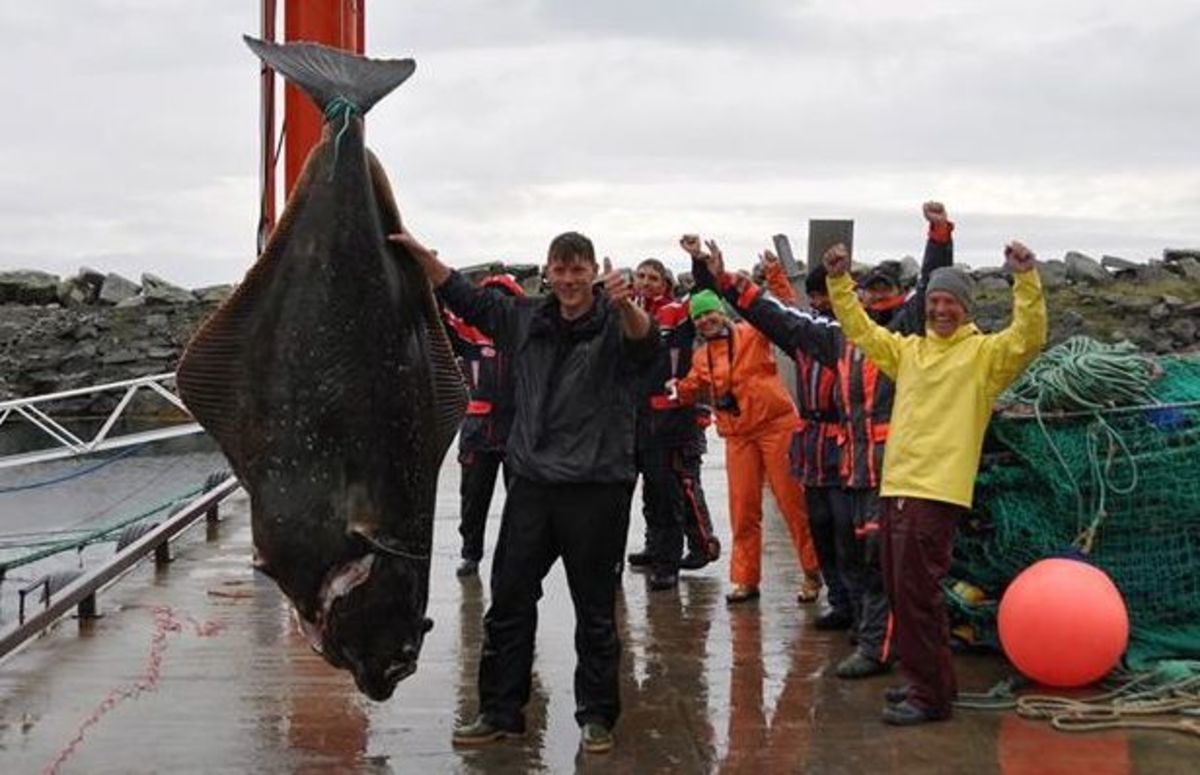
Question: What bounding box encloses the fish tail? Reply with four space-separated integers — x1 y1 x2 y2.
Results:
243 35 415 117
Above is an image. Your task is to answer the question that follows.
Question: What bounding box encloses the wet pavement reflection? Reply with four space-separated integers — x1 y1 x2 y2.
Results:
2 439 1198 773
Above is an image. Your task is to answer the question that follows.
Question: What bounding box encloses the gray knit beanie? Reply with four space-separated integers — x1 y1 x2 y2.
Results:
926 267 975 317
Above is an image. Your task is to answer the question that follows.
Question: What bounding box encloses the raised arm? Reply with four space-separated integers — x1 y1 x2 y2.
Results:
825 244 905 379
889 201 955 336
602 262 656 356
762 250 799 305
389 228 520 345
726 272 842 366
983 241 1048 396
681 233 718 292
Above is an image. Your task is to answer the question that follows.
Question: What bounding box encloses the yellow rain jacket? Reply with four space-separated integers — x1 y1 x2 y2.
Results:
828 270 1047 507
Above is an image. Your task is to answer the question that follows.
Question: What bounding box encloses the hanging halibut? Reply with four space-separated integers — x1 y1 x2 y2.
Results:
177 36 466 700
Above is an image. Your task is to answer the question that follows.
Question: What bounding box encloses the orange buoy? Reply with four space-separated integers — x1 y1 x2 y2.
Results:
997 558 1129 687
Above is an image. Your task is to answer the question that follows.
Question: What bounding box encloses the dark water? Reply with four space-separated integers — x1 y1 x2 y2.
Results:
0 427 227 625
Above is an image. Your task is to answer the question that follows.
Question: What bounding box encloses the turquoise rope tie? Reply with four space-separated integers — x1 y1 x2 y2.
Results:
323 96 360 180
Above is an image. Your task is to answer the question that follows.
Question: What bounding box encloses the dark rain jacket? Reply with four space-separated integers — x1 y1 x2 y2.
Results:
636 293 710 453
760 263 842 487
443 308 515 455
713 224 953 488
438 271 658 484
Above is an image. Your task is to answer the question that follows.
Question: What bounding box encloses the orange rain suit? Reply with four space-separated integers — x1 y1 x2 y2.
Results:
676 320 820 586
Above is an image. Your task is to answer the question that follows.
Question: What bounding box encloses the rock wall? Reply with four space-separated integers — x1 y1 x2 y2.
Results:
3 250 1199 409
0 268 231 410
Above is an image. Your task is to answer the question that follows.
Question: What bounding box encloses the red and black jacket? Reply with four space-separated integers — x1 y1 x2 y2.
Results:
636 293 709 452
443 308 515 454
715 279 844 486
791 333 843 487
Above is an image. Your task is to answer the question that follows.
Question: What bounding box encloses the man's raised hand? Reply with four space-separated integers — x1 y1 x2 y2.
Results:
1004 241 1037 274
732 269 754 293
603 265 636 305
923 201 948 226
703 239 725 277
822 243 851 277
680 234 703 258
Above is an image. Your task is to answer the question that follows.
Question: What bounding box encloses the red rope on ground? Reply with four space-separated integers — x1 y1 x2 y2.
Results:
43 605 224 775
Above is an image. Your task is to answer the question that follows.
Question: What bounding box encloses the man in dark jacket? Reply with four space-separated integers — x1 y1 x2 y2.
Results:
389 227 656 756
442 273 524 578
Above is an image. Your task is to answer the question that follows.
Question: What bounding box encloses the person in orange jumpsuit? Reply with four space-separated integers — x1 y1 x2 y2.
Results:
669 245 821 604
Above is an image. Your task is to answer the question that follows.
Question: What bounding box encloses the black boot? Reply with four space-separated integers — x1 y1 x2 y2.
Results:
648 568 679 591
813 610 853 630
627 550 654 569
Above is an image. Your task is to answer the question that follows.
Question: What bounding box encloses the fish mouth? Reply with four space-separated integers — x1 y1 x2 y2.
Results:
357 660 416 701
386 660 417 685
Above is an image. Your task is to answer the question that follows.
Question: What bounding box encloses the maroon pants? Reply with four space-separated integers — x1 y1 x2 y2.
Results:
880 496 963 714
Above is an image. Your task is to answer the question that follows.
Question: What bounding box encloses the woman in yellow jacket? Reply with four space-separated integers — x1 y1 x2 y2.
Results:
824 240 1047 726
670 286 821 604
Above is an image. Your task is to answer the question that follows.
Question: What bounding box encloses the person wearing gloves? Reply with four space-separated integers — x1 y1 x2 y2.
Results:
668 251 822 605
823 238 1047 726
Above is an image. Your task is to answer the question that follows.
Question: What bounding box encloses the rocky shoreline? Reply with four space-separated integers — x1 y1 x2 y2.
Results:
3 250 1200 408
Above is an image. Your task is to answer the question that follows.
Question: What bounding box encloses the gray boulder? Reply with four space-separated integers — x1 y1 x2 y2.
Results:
1168 318 1197 344
1064 251 1112 285
1101 255 1138 273
1164 248 1200 263
98 273 141 305
194 284 235 304
0 270 61 305
1133 261 1176 285
56 277 92 308
977 275 1011 294
142 273 195 305
1172 257 1200 282
1039 260 1068 289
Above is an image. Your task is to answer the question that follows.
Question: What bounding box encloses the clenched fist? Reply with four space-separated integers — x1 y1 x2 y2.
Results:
1004 241 1036 274
822 243 851 277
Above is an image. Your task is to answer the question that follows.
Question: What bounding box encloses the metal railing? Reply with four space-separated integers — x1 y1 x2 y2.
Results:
0 373 202 469
0 475 241 663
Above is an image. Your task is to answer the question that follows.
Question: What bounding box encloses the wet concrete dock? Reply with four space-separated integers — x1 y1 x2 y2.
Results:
2 447 1198 773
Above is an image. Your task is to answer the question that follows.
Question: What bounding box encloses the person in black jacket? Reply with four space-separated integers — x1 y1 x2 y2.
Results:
388 227 656 756
442 273 524 578
628 257 720 591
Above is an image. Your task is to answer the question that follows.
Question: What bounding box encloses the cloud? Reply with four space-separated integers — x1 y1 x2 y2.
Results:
0 2 1196 287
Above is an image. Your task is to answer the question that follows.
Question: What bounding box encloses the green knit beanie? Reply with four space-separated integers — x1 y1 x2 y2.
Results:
688 289 725 320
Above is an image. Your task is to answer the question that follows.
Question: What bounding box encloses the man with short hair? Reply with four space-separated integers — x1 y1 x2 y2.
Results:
823 238 1047 725
389 228 656 754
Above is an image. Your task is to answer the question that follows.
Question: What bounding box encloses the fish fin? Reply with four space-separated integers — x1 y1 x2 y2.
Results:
366 151 468 464
176 141 328 466
243 35 414 115
425 306 471 462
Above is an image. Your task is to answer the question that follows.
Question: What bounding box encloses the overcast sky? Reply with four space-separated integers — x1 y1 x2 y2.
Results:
1 1 1197 287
